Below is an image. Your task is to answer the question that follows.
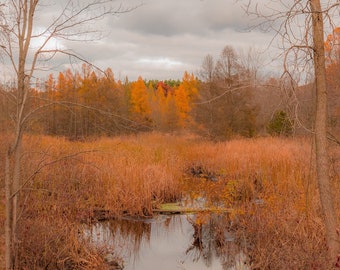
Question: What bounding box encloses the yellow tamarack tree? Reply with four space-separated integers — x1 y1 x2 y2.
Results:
130 76 151 120
174 84 190 128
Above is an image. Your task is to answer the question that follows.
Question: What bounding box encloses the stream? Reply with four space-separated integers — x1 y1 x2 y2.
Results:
84 213 250 270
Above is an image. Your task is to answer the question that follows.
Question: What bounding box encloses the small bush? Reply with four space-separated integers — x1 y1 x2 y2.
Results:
267 110 293 136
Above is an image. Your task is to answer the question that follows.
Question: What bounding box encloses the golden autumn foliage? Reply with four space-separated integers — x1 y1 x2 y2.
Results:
155 84 169 120
25 66 202 136
325 27 340 66
174 84 190 127
181 71 198 99
130 76 151 119
4 34 339 140
324 27 340 132
149 82 177 130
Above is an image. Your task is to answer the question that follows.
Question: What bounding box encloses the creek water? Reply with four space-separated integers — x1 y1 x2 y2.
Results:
84 213 249 270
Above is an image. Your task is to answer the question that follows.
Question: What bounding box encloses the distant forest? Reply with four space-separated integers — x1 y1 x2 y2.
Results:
1 43 339 141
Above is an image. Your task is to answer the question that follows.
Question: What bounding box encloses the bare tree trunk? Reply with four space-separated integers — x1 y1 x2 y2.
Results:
5 128 23 270
11 139 22 269
1 1 136 268
309 0 340 266
5 152 13 270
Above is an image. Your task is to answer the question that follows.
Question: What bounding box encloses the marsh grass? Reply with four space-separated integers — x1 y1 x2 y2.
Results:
0 132 338 269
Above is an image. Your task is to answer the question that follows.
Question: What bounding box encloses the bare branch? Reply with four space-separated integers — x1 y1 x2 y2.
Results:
10 149 100 199
194 84 252 105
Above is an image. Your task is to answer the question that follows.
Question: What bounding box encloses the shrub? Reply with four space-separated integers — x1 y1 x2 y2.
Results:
267 110 293 136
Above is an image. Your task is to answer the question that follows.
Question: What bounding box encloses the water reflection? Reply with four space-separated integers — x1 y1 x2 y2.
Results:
85 214 249 270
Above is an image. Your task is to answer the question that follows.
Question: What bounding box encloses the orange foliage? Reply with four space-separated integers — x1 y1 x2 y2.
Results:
324 27 340 130
325 26 340 66
130 76 151 118
149 83 178 130
36 67 202 135
174 84 190 127
173 71 198 128
181 71 198 99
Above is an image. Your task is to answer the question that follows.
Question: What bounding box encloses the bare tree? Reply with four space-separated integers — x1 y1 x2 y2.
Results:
241 0 340 266
309 0 340 266
238 46 263 86
195 45 259 139
0 1 136 269
197 54 215 137
199 54 215 83
214 45 241 87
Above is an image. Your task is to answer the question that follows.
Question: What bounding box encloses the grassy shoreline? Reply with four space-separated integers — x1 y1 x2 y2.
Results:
0 132 339 269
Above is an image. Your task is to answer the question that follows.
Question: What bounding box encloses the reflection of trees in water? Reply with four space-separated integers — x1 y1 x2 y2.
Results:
108 218 152 257
89 214 247 270
186 213 244 270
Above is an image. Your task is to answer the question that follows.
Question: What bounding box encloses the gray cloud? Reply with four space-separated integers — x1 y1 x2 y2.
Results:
81 0 276 80
1 0 280 82
113 0 250 36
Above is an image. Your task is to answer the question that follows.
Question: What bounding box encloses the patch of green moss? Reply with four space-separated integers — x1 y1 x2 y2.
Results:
158 202 183 211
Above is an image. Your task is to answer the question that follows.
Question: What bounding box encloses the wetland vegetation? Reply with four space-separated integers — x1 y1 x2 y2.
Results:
1 132 338 269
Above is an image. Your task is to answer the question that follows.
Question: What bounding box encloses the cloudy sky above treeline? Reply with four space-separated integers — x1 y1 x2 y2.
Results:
69 0 277 81
2 0 339 82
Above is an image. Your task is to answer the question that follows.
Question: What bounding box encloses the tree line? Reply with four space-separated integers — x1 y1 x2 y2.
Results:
1 41 339 141
0 49 293 139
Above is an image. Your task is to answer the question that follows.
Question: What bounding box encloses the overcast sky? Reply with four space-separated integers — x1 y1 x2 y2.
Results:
63 0 285 81
0 0 306 82
72 0 278 81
